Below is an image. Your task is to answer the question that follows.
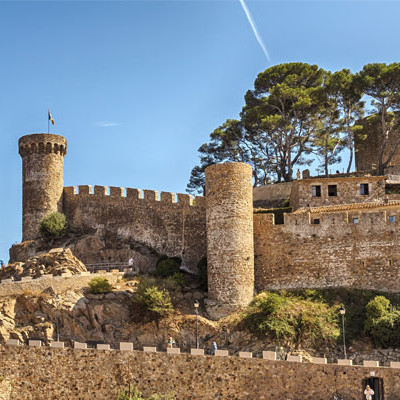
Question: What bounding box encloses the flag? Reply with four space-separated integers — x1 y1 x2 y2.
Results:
48 109 55 125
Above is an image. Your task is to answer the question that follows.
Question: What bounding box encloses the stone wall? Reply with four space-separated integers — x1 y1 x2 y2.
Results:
62 186 206 271
290 176 386 210
0 272 119 298
1 346 400 399
253 182 292 208
254 208 400 292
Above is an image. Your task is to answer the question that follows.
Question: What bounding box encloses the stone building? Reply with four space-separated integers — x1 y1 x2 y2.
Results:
13 132 400 318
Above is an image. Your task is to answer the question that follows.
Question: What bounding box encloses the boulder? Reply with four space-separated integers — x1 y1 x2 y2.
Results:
0 248 87 280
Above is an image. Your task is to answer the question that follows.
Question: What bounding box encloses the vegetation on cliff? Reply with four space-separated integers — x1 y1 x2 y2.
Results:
39 212 68 238
88 277 113 294
117 385 176 400
239 289 400 350
240 291 340 348
365 295 400 348
131 278 174 322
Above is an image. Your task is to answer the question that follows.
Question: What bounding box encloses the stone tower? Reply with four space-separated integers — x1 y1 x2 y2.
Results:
205 162 254 319
18 134 67 241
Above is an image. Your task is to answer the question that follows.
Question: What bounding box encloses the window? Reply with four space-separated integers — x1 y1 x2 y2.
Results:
328 185 337 197
353 217 359 224
312 185 321 197
312 218 320 225
360 183 369 195
389 215 396 223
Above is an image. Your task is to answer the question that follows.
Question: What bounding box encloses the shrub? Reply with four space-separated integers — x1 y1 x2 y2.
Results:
281 198 290 207
241 291 340 348
39 212 68 238
117 385 176 400
132 279 173 320
155 256 181 278
365 296 400 347
88 277 113 294
253 207 292 224
168 272 186 289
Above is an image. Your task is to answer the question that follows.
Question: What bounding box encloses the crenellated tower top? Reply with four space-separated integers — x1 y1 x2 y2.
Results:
19 133 67 157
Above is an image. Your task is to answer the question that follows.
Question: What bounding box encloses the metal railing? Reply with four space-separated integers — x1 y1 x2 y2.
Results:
84 262 133 272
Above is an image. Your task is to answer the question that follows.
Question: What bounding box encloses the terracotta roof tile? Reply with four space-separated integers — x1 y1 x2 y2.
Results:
293 200 400 214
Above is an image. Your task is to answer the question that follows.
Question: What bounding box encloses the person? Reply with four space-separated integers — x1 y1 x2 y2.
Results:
364 385 374 400
296 169 301 180
211 341 217 355
168 335 175 348
128 257 133 267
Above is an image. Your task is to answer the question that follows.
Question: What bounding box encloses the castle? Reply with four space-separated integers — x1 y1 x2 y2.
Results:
16 133 400 318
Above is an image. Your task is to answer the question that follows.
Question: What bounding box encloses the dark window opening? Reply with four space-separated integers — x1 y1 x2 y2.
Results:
361 183 369 195
363 377 384 400
328 185 337 197
386 183 400 194
312 185 321 197
389 215 395 223
312 218 320 225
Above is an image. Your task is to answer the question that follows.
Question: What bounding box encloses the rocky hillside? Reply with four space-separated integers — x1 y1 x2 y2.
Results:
0 248 86 280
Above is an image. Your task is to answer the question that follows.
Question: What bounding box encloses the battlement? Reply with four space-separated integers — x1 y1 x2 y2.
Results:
19 133 67 157
63 186 205 207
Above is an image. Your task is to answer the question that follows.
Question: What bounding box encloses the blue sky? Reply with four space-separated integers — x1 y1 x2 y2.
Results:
1 0 400 262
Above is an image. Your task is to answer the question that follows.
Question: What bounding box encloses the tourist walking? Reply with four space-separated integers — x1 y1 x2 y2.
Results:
364 385 374 400
210 341 217 355
168 335 175 348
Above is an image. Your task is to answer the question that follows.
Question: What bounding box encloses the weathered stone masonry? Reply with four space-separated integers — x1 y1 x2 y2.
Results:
19 134 67 241
254 209 400 292
1 346 400 400
205 163 254 318
62 186 206 271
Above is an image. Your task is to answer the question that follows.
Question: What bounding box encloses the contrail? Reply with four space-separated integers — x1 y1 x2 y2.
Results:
238 0 271 63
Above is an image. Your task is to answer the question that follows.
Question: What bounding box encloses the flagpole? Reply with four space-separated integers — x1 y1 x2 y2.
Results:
48 110 50 134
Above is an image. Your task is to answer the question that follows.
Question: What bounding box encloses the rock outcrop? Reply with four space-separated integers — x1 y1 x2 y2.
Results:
0 248 87 280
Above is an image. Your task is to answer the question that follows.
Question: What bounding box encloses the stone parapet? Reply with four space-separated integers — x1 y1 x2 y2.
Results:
167 348 180 355
0 346 399 399
262 351 277 360
338 359 353 366
143 347 156 353
119 342 133 351
190 349 204 356
214 350 229 357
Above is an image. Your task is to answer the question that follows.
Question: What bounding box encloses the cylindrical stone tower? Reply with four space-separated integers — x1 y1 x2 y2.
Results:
18 134 67 241
205 162 254 319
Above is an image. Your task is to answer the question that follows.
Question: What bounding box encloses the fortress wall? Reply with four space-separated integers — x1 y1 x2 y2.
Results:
254 209 400 292
63 186 206 271
1 346 400 400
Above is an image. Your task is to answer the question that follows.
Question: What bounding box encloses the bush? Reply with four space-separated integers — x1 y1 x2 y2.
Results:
117 385 176 400
132 279 173 320
155 256 181 278
241 291 340 348
88 277 113 294
168 272 186 289
365 296 400 347
253 207 292 224
39 212 68 238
